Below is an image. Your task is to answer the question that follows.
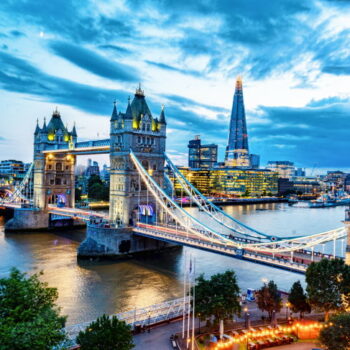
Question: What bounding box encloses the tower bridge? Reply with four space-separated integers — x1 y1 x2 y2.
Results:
1 84 350 271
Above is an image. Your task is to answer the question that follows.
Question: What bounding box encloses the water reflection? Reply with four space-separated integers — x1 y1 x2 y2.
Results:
0 203 346 325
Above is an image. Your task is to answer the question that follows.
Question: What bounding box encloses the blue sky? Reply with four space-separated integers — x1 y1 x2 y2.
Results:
1 0 350 169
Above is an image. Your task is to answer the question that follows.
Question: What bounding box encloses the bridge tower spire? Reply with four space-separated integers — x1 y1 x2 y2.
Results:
33 110 77 209
109 86 166 226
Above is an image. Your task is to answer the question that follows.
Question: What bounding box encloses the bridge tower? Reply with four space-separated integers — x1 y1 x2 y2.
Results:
33 110 77 209
343 207 350 265
109 86 166 226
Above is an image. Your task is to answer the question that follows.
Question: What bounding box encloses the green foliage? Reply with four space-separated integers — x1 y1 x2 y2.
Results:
76 314 134 350
319 313 350 350
75 187 82 201
288 281 311 318
306 258 350 320
256 280 282 320
193 270 241 322
87 175 109 201
0 268 67 350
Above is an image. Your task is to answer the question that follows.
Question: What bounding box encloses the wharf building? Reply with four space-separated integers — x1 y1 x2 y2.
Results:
178 77 277 197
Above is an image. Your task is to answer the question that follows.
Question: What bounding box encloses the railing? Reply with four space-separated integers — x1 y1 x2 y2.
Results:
65 297 190 340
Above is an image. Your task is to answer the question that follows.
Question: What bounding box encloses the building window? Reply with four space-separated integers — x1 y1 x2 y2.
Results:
138 136 141 143
65 165 69 170
50 179 54 185
55 177 61 185
48 164 52 170
56 163 62 171
146 124 150 131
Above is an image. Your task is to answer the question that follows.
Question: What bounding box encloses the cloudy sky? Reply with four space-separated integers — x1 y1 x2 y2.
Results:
1 0 350 170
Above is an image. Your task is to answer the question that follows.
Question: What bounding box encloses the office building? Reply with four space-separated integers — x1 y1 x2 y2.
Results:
188 135 217 168
266 161 295 179
171 167 278 197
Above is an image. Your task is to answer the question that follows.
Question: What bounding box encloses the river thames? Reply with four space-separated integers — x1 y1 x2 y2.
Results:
0 203 346 325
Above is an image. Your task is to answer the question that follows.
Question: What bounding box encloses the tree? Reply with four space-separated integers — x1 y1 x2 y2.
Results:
288 281 311 318
76 314 134 350
306 258 350 321
319 313 350 350
0 268 67 350
193 270 241 324
89 182 105 200
256 280 282 320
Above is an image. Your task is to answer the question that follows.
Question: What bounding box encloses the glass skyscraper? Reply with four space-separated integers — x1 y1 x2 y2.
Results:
225 77 250 167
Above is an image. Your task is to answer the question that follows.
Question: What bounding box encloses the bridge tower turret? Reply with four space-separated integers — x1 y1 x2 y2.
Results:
33 110 76 209
343 206 350 265
109 86 166 226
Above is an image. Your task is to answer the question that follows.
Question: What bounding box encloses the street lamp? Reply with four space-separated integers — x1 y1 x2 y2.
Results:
285 302 290 320
244 307 250 329
197 313 201 334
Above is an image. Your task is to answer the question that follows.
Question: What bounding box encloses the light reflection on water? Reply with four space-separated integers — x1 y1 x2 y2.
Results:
0 203 346 325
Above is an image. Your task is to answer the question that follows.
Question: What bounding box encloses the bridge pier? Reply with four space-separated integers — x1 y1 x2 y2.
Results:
343 207 350 265
78 219 175 259
5 208 50 232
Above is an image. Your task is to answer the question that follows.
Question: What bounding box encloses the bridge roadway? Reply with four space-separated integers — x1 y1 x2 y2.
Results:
47 205 108 221
133 223 309 274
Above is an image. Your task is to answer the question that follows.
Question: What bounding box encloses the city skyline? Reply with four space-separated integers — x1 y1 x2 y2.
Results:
1 0 350 169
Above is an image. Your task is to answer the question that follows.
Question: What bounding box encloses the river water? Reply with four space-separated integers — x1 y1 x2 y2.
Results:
0 203 346 325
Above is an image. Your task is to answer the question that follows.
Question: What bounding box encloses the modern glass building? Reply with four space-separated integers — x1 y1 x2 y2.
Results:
225 77 250 167
171 166 278 197
188 135 217 168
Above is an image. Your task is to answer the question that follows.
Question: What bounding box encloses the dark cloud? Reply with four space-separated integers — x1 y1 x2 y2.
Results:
0 51 130 115
10 30 25 37
99 44 132 55
162 94 229 114
146 60 202 77
249 101 350 166
49 41 138 82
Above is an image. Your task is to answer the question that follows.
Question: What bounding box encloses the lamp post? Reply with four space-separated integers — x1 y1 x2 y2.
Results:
197 313 201 334
148 311 151 333
285 302 290 320
244 307 250 329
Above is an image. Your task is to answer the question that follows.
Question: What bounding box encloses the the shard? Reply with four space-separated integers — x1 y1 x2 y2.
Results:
225 77 250 167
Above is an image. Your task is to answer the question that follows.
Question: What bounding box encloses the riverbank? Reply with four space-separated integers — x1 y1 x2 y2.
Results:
178 197 288 207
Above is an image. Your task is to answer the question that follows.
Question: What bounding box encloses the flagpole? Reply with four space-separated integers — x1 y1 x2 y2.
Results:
187 254 192 347
182 251 187 339
191 257 196 350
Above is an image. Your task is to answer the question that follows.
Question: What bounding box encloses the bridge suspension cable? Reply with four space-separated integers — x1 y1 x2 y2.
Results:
165 153 276 241
132 151 346 254
0 163 34 205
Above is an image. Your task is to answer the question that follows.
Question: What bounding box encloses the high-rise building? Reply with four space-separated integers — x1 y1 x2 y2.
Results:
249 154 260 169
266 161 295 179
188 135 217 168
225 77 250 167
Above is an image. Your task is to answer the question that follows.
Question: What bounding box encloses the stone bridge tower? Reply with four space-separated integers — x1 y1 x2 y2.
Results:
109 86 166 226
33 110 77 209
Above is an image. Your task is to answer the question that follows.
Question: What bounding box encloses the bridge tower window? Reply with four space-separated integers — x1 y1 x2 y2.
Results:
56 163 62 171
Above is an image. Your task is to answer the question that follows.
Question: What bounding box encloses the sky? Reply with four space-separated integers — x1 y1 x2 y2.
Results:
1 0 350 170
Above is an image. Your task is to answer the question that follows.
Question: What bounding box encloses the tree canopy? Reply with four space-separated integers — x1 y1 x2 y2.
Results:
88 175 109 201
0 268 67 350
256 280 282 320
76 314 134 350
319 313 350 350
193 270 241 322
288 281 311 318
306 258 350 320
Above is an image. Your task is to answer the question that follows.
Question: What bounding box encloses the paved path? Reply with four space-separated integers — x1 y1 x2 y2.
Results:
134 320 182 350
